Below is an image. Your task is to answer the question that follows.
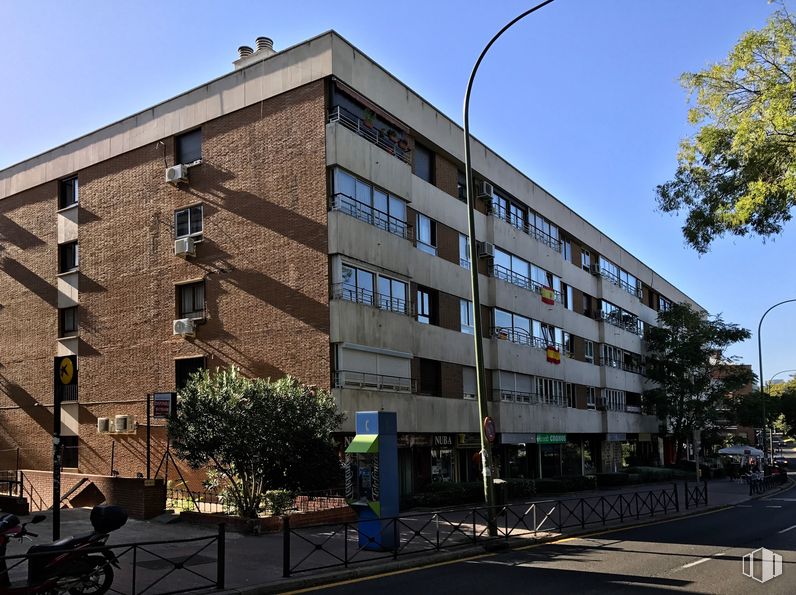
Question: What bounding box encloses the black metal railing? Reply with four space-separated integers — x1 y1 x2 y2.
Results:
334 370 415 393
494 389 566 408
329 193 412 240
0 526 225 595
747 473 783 496
598 311 643 336
166 487 233 515
596 267 643 300
600 358 645 375
488 263 563 304
491 327 568 356
331 283 411 316
488 203 562 252
282 483 693 577
0 471 20 497
328 106 411 164
684 480 709 508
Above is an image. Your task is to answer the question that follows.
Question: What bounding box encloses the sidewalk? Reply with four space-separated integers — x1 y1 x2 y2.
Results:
2 477 789 594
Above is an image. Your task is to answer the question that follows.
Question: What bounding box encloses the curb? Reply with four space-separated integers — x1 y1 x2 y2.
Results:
213 499 746 595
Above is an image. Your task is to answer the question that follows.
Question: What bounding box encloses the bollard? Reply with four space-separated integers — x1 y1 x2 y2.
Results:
282 515 291 578
216 523 225 589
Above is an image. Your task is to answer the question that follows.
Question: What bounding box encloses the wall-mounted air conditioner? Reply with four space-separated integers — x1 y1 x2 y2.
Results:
166 164 188 185
590 264 602 276
478 241 495 258
476 180 493 199
114 415 136 434
173 318 196 337
97 417 111 434
174 237 196 258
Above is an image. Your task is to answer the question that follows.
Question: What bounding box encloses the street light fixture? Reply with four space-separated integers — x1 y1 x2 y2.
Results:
757 299 796 462
462 0 556 535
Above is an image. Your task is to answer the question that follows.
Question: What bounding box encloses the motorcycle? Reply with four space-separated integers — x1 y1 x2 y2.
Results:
0 505 127 594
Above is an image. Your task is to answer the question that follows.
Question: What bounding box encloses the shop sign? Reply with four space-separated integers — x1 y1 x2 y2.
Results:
501 433 536 445
433 434 453 447
536 433 566 445
397 435 432 447
606 433 627 442
457 433 482 448
153 392 176 419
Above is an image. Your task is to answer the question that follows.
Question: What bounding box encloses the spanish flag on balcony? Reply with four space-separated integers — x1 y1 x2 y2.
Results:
546 345 561 364
541 286 555 305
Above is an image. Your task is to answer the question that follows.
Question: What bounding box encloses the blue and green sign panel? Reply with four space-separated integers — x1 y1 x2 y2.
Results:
536 433 566 444
345 411 398 550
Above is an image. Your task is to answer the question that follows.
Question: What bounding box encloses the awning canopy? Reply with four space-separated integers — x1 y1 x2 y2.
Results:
346 434 379 454
718 445 764 457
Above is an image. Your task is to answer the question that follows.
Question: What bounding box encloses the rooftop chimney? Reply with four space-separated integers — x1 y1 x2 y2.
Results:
238 45 254 59
255 37 274 53
233 37 277 69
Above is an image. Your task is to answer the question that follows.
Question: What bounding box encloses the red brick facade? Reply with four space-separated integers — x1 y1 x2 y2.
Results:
0 80 330 479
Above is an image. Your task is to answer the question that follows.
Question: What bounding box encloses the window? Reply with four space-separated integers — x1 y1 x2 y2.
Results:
378 276 409 313
536 377 563 406
601 344 622 367
463 367 476 399
584 340 594 364
494 248 531 289
460 299 474 334
416 287 437 325
587 387 596 409
659 296 672 312
566 383 575 408
563 332 573 357
178 281 205 320
418 358 441 396
416 213 437 255
564 285 574 311
598 256 620 283
583 294 592 316
459 233 470 269
581 249 591 272
176 128 202 164
333 169 408 237
175 205 203 239
457 170 467 201
496 370 533 403
58 241 79 273
562 239 571 264
509 202 525 230
59 306 78 337
413 143 434 183
341 264 408 314
61 436 79 469
58 177 78 209
602 389 626 412
495 309 530 344
176 356 205 390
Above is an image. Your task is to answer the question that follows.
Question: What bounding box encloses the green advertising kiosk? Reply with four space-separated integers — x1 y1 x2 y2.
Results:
344 411 398 551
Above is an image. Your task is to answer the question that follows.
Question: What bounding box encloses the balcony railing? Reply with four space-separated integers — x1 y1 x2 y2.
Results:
328 105 411 164
626 405 642 414
330 193 412 240
598 311 643 336
495 389 566 408
334 370 415 393
600 359 646 375
489 263 563 304
488 203 562 252
491 327 570 357
332 283 411 316
597 267 643 300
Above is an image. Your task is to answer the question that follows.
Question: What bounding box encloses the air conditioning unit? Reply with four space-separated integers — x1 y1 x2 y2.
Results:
590 264 602 276
476 180 494 199
478 241 495 258
97 417 111 434
174 237 196 258
114 415 135 433
165 164 188 185
173 318 196 337
596 310 607 320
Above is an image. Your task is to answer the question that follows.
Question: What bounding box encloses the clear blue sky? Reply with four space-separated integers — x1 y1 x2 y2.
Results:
1 0 793 382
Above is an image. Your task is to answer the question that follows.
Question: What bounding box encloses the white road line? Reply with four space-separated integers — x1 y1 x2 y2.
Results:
778 525 796 534
766 505 783 509
736 505 752 508
681 557 711 569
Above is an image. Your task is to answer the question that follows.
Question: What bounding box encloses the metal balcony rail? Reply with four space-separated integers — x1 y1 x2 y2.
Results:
600 358 645 375
489 263 563 303
0 528 225 595
329 193 412 240
331 283 411 316
494 389 566 408
334 370 415 393
747 472 786 496
488 202 562 253
491 327 567 355
598 311 643 336
282 483 700 577
625 404 643 414
597 267 643 300
328 106 411 164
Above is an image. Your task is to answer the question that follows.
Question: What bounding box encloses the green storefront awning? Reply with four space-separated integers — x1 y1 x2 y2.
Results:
346 434 379 454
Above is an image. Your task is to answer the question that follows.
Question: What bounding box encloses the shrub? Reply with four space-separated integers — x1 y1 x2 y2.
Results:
265 490 294 516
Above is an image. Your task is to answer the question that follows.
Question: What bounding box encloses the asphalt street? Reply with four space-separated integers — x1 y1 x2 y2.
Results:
303 448 796 594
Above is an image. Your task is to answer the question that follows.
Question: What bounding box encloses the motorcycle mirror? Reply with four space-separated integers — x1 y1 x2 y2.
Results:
31 515 46 524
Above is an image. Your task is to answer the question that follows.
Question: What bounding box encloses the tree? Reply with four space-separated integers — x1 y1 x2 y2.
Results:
643 303 754 460
656 4 796 253
168 367 344 518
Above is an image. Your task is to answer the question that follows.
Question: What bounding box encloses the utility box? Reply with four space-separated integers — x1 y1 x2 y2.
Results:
344 411 398 551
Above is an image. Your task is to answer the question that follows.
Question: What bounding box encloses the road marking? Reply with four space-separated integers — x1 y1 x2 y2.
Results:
766 505 783 509
736 505 752 508
779 525 796 534
681 557 711 569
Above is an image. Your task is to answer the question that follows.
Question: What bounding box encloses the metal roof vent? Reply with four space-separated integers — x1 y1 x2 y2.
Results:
238 46 254 59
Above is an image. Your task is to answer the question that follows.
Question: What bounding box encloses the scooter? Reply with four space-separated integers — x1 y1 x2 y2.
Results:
0 505 127 594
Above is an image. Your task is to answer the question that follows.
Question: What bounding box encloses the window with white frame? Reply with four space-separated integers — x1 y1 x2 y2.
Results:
581 249 591 272
566 383 575 408
587 387 596 409
175 205 203 240
601 344 622 368
463 367 477 400
584 340 594 364
416 213 437 255
564 284 574 311
460 299 474 334
341 264 408 314
495 370 534 403
602 389 626 412
459 233 470 269
562 239 571 264
536 377 564 406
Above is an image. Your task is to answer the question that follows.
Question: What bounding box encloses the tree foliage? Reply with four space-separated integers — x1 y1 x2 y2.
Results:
657 4 796 252
643 303 753 458
168 367 344 518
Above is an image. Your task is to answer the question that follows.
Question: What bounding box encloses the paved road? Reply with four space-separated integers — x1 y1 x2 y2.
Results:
298 449 796 594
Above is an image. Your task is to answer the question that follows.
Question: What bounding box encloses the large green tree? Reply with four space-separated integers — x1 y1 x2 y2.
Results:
657 4 796 253
168 367 344 518
643 303 754 459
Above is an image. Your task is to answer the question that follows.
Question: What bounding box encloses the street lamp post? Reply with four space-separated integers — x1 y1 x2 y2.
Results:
462 0 556 535
757 299 796 462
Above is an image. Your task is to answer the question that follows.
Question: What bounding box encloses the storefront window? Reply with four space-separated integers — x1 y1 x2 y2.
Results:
540 444 562 478
431 448 455 482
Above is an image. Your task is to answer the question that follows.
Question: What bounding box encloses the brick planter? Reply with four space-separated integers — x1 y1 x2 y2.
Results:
181 506 357 534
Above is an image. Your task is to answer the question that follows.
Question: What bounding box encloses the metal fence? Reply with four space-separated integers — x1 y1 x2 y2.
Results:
748 473 786 496
1 525 225 595
166 486 348 515
283 483 702 577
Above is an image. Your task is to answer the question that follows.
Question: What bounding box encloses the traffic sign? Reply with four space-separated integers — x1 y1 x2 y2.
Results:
483 417 496 443
55 355 77 386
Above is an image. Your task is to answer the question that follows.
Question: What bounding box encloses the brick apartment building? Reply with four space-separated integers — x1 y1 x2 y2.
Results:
0 32 699 497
